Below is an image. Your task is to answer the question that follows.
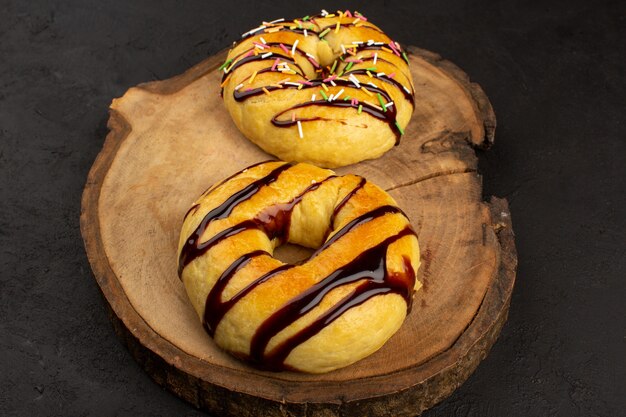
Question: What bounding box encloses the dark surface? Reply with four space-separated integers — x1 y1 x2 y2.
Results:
1 0 624 415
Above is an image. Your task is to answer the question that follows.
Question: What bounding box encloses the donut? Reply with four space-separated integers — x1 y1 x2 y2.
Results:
219 9 415 168
178 161 421 373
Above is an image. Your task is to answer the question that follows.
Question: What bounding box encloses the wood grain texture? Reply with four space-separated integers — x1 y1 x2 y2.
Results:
81 46 516 416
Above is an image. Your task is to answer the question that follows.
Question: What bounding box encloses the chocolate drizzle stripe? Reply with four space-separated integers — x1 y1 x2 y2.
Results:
250 226 416 368
329 176 366 227
178 162 293 277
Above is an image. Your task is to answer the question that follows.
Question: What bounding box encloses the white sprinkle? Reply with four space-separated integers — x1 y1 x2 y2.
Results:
261 52 273 59
306 52 315 59
311 179 317 184
328 94 334 101
385 101 394 108
374 42 384 46
368 82 379 88
330 80 336 86
297 120 303 138
241 25 266 38
242 168 248 172
352 41 363 45
234 83 244 90
284 82 301 86
334 88 345 100
304 29 308 37
268 18 285 24
349 74 361 87
321 9 329 16
376 72 385 77
373 53 378 65
291 39 299 56
367 39 374 45
403 86 411 94
311 94 316 101
341 44 346 54
260 36 267 44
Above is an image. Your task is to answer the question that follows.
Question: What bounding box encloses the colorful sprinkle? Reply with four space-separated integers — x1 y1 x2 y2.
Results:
319 28 331 38
218 59 232 71
335 22 341 33
402 51 410 64
292 39 299 56
373 53 378 65
297 121 303 138
319 89 328 100
395 121 405 135
261 52 273 59
377 93 386 111
358 104 363 114
262 87 271 95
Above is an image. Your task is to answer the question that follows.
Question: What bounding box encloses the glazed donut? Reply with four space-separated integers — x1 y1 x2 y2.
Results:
219 10 415 168
178 161 421 373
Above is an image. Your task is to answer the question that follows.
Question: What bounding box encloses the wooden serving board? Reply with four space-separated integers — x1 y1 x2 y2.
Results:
81 46 517 416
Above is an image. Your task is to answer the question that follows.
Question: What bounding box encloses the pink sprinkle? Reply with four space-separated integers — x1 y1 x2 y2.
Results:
253 41 268 49
245 88 253 92
344 58 363 63
388 72 396 78
344 10 352 18
291 111 296 121
356 12 367 21
300 80 314 86
389 42 401 56
271 58 280 71
244 50 254 58
279 43 290 54
307 57 320 68
351 98 358 106
322 74 337 82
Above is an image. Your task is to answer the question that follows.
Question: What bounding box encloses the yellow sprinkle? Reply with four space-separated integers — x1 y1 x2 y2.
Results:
335 22 340 33
352 18 360 25
326 13 335 18
366 70 373 78
321 83 329 92
361 86 373 97
262 87 271 95
220 75 231 87
297 83 303 90
265 27 280 33
249 70 258 84
381 46 394 53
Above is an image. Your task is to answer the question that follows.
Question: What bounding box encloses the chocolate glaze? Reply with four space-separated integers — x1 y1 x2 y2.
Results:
224 21 413 141
201 175 338 334
251 226 416 369
178 162 293 276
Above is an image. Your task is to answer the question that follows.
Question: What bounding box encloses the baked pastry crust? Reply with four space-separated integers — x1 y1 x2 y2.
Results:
220 10 415 168
178 161 421 373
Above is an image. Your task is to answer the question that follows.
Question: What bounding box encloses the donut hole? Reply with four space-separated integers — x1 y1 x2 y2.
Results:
273 242 314 265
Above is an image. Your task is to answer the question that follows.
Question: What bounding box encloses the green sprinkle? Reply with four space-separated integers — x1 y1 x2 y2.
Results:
218 59 232 71
345 61 354 72
303 15 310 21
395 120 405 135
330 60 338 74
343 95 351 101
298 22 302 29
320 90 328 100
402 52 409 64
319 28 331 38
358 104 363 114
340 56 345 61
377 93 386 112
366 67 377 71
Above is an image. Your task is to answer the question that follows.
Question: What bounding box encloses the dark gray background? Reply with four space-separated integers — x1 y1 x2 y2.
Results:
1 0 624 416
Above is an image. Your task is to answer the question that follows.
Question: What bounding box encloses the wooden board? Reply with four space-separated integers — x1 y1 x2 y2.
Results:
80 46 517 416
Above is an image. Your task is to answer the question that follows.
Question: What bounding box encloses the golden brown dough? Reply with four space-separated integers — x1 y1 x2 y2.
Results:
178 161 421 373
219 10 415 168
